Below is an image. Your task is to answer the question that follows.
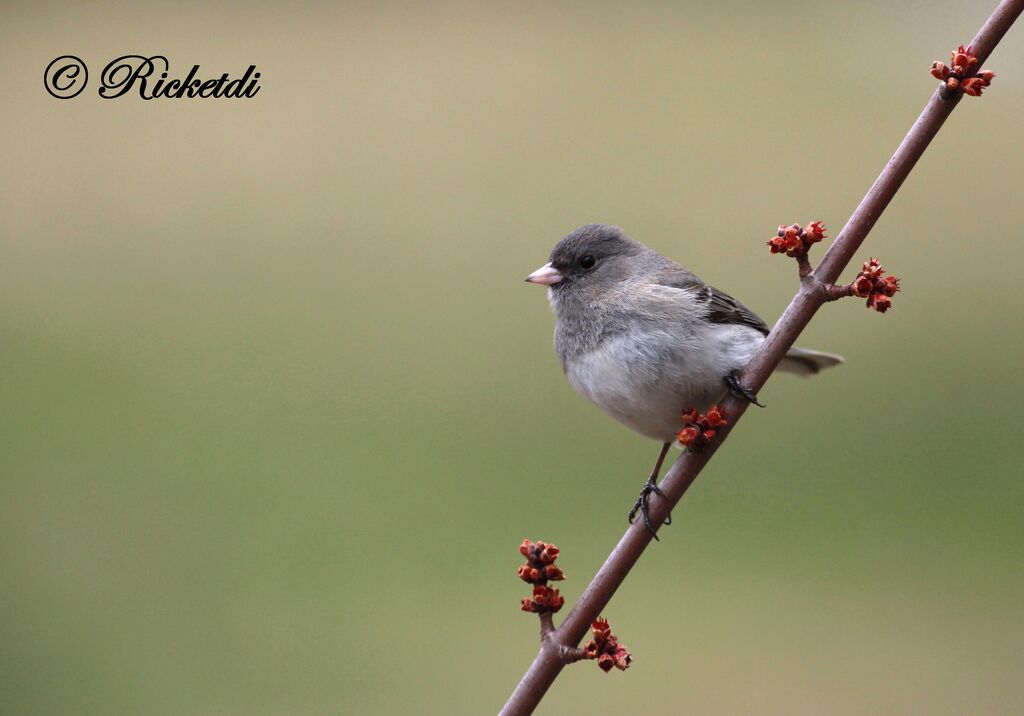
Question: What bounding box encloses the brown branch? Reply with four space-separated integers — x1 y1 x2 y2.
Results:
823 282 856 302
538 612 555 640
539 613 589 665
499 1 1024 713
795 253 813 281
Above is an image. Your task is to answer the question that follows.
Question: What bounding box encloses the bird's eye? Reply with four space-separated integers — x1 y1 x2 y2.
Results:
579 255 596 270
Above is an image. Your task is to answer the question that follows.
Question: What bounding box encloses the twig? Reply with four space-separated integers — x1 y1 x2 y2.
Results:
539 614 589 664
499 1 1024 713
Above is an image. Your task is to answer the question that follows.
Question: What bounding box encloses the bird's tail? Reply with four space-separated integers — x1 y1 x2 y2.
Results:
778 346 844 377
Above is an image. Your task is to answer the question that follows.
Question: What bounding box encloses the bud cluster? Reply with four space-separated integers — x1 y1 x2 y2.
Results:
582 618 632 673
851 258 901 313
931 44 995 96
518 540 565 614
677 405 728 449
767 221 827 257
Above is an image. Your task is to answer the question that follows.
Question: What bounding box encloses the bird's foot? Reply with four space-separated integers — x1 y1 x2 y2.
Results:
628 476 671 539
725 370 765 407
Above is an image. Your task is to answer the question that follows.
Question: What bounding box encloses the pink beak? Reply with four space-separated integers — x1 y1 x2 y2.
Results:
524 262 563 286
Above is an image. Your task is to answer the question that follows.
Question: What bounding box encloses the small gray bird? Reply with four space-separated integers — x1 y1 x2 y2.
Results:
526 224 842 534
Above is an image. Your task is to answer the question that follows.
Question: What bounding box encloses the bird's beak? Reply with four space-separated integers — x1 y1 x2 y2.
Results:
525 262 563 286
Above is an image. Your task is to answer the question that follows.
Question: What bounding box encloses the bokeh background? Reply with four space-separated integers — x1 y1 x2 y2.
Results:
2 2 1023 714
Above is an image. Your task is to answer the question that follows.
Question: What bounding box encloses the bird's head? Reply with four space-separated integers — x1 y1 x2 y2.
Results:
525 224 647 293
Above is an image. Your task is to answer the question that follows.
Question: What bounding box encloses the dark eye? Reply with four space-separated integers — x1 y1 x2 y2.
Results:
579 255 596 270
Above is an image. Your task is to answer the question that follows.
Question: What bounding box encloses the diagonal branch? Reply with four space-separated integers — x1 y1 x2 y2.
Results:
500 1 1024 713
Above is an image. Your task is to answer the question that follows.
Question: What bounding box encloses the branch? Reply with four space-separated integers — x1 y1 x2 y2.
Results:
500 1 1024 713
517 540 631 672
771 225 902 312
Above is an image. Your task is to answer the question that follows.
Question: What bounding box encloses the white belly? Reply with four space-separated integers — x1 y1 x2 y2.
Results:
564 327 761 442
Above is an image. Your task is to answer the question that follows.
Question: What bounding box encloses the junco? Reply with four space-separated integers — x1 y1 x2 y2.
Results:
526 223 842 534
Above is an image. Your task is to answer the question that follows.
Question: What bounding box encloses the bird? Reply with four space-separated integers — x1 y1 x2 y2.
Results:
525 223 843 535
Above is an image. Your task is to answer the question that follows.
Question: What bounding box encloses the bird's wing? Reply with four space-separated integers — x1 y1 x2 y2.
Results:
655 269 770 335
700 285 770 335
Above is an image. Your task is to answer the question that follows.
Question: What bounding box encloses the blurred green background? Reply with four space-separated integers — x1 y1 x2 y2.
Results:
2 1 1022 714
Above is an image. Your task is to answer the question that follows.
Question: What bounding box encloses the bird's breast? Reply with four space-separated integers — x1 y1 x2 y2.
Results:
563 331 720 442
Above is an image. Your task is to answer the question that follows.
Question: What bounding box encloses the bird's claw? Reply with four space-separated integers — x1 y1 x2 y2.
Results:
725 371 765 407
628 476 671 539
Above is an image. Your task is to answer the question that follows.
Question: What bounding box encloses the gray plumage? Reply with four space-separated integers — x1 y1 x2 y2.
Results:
529 223 843 442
